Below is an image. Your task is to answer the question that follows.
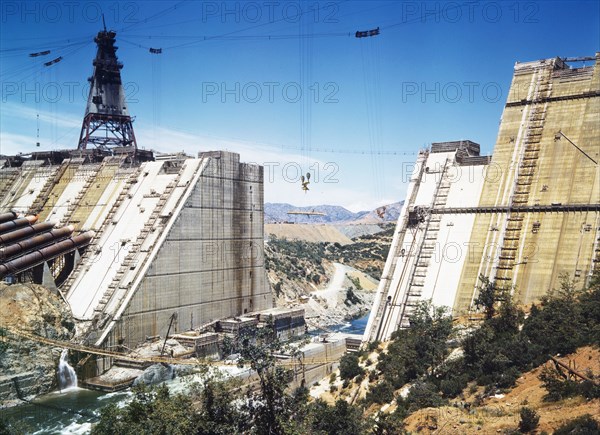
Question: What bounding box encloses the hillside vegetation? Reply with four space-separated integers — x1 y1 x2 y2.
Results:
265 223 394 287
326 272 600 434
21 271 596 435
264 227 394 326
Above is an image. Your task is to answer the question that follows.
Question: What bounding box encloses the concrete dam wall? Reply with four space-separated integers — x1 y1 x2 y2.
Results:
365 54 600 342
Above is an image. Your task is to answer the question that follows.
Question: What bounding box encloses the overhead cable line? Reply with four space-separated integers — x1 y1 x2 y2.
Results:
117 0 189 33
160 0 349 50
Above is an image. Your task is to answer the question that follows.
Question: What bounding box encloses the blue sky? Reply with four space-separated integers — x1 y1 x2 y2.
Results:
1 1 598 211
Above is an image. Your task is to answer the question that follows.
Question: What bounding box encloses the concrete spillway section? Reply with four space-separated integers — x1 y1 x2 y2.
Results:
365 143 489 342
1 151 273 375
365 54 600 343
57 152 272 368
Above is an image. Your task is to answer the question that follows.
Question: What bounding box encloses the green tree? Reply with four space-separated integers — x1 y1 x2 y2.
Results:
92 384 201 435
192 377 248 434
518 407 540 433
309 399 368 435
398 380 446 412
523 274 586 356
378 301 453 388
579 270 600 346
371 410 407 435
408 301 453 373
222 318 303 435
365 380 395 405
554 414 599 435
339 353 364 381
474 275 502 319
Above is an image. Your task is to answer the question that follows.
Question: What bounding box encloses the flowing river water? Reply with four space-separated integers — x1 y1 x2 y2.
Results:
1 314 369 434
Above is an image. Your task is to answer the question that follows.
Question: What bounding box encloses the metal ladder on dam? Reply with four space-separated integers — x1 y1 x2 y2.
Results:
56 164 104 227
65 158 124 228
92 165 186 321
397 159 451 329
0 170 20 203
61 166 143 294
27 161 67 217
495 67 551 290
366 151 429 341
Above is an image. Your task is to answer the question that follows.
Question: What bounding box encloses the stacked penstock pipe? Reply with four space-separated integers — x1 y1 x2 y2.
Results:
0 212 93 279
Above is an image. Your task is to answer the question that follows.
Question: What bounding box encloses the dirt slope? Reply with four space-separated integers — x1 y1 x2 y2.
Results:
403 347 600 434
266 223 354 245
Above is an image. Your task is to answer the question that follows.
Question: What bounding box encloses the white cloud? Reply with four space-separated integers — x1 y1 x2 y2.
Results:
0 108 408 211
0 132 38 154
1 102 80 129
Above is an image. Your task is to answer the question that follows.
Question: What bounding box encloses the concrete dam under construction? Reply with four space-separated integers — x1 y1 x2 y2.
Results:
365 54 600 342
0 30 274 379
0 26 598 387
0 149 274 357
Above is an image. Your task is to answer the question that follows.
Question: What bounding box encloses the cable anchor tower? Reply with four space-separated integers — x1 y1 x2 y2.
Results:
77 28 138 159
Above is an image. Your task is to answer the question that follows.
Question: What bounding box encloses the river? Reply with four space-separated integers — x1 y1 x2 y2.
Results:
0 314 370 434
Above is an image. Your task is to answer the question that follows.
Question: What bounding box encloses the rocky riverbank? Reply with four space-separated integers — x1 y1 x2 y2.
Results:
274 261 377 331
0 283 75 406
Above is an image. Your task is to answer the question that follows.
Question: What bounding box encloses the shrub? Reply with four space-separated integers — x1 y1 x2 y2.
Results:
440 374 468 398
348 275 363 290
367 340 380 352
399 381 446 412
373 410 407 435
554 414 599 435
366 380 395 405
339 353 364 380
518 407 540 433
345 288 361 305
309 399 367 435
579 379 600 399
538 365 580 401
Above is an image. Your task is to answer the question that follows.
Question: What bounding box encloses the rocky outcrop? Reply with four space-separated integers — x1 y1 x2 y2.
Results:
133 364 175 386
0 283 75 405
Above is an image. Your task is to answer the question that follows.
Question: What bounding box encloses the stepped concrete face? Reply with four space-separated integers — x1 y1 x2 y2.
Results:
365 54 600 342
1 151 272 373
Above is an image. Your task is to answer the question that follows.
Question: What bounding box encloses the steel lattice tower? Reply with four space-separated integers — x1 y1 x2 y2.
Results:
77 29 137 155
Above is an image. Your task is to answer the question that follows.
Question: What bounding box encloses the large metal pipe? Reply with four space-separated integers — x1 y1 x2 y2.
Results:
0 212 18 224
0 216 38 235
0 222 56 246
0 225 74 261
0 231 93 278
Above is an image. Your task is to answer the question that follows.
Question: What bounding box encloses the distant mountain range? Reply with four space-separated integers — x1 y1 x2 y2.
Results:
264 201 403 224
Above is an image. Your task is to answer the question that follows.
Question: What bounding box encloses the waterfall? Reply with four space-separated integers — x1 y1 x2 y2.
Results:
58 349 77 390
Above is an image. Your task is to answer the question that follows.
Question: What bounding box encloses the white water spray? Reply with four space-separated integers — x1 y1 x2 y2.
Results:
58 349 77 390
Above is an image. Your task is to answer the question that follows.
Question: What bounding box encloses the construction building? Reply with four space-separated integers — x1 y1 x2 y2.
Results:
0 29 273 376
365 54 600 342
